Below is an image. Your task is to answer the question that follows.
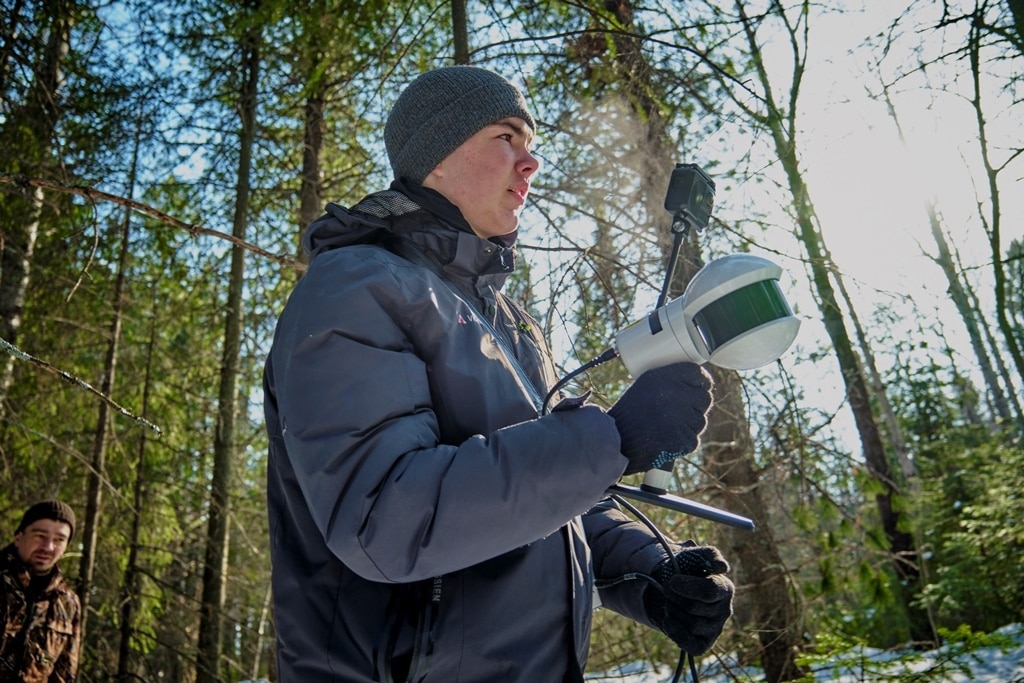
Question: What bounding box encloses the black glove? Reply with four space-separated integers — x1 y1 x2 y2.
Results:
608 362 713 475
643 545 734 655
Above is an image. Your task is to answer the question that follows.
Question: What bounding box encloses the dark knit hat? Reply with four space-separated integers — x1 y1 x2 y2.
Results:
17 500 75 540
384 65 536 183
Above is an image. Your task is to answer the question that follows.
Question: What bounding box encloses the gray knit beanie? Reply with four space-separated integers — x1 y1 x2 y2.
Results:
384 66 536 183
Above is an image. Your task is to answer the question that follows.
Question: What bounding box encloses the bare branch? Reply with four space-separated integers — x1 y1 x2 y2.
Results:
0 173 306 272
0 336 161 434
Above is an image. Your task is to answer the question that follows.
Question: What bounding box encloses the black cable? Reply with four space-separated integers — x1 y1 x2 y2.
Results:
548 210 702 682
609 493 678 565
673 652 686 682
542 213 689 415
609 493 699 683
541 346 620 414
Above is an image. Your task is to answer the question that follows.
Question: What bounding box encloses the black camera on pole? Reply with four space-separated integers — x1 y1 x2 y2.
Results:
664 163 716 233
611 163 799 529
544 162 800 529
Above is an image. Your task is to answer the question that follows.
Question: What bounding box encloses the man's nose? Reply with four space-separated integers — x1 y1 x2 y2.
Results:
518 149 541 178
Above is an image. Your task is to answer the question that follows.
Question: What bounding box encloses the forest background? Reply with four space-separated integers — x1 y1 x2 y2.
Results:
1 0 1022 682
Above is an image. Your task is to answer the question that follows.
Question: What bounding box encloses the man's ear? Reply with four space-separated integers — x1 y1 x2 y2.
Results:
426 159 446 179
421 162 446 191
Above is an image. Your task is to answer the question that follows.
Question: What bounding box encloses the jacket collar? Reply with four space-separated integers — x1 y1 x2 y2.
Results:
304 182 518 291
1 543 64 593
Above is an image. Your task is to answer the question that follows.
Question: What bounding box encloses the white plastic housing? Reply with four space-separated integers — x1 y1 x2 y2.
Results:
614 253 800 376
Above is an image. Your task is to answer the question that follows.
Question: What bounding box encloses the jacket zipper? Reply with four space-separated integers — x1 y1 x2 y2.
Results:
472 303 544 414
386 237 545 413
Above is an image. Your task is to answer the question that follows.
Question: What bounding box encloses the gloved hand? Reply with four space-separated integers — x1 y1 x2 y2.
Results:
643 544 734 655
607 362 713 475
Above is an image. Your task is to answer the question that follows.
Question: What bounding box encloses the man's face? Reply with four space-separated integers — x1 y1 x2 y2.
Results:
14 519 71 575
422 117 539 240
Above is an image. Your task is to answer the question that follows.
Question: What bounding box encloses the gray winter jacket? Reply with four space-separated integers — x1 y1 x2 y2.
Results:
264 182 676 683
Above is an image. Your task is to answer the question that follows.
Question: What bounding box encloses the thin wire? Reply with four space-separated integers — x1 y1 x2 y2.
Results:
541 346 620 414
548 210 699 682
609 493 700 683
673 652 686 682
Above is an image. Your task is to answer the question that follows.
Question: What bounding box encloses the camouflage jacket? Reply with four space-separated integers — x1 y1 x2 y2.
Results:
0 544 80 682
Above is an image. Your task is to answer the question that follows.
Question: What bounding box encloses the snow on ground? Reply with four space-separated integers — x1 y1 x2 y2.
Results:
588 623 1024 682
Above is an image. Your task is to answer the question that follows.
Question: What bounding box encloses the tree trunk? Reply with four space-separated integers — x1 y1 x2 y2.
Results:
967 14 1024 407
117 295 157 682
0 0 70 419
296 0 326 259
76 193 125 642
298 82 325 258
1007 0 1024 50
116 117 153 675
451 0 469 65
77 90 142 644
669 234 806 681
735 0 937 647
196 7 261 681
0 0 29 94
779 145 935 647
833 264 915 480
878 83 1017 428
704 366 807 683
599 1 808 676
928 204 1018 424
962 261 1024 427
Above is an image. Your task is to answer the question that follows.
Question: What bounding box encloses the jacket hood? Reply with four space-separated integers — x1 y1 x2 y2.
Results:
302 180 519 263
301 193 395 260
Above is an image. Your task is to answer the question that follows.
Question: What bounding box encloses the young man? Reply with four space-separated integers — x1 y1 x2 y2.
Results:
264 65 734 682
0 500 80 682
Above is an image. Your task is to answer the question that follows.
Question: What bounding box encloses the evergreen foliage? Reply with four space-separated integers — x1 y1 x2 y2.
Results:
0 0 1020 681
